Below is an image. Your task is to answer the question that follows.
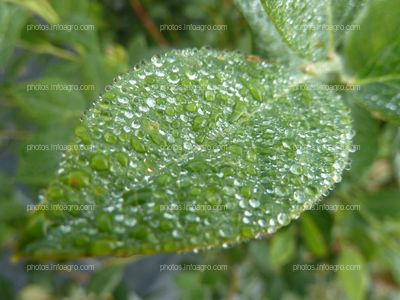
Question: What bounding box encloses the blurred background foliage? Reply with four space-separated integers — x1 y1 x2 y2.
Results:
0 0 399 299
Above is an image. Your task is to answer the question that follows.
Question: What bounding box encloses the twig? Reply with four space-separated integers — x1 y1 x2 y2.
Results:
128 0 169 46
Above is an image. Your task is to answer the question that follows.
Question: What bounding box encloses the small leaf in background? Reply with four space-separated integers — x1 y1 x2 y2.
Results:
331 0 367 47
0 171 25 247
338 247 368 300
344 0 400 124
300 213 329 257
18 48 353 259
17 128 75 185
260 0 331 61
176 272 207 300
88 266 123 297
0 275 15 300
239 0 367 63
13 77 86 126
127 34 151 66
2 0 59 24
343 97 379 183
381 248 400 285
362 189 400 220
0 3 28 71
249 240 270 273
17 40 78 62
347 225 376 261
233 0 294 64
268 229 296 269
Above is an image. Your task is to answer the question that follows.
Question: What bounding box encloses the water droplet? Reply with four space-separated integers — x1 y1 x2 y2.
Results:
104 133 118 144
115 152 129 167
186 72 197 80
185 103 197 112
277 213 289 225
146 98 156 108
294 191 306 203
64 170 91 189
289 164 302 175
274 186 287 197
249 199 260 208
124 111 134 119
114 214 124 222
91 154 110 171
130 137 146 153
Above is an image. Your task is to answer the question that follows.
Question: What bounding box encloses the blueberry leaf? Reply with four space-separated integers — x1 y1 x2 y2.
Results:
234 0 295 64
344 0 400 124
260 0 332 62
1 0 59 24
259 0 367 62
342 94 379 183
0 3 28 69
331 0 367 47
19 48 352 259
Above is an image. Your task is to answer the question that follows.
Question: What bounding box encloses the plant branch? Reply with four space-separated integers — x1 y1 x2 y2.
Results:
128 0 169 46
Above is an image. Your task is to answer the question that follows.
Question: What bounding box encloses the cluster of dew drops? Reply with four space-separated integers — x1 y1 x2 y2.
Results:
30 47 353 256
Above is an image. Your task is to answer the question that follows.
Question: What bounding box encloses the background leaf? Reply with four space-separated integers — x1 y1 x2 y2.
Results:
331 0 367 47
344 0 400 123
16 128 75 185
343 96 379 183
233 0 295 64
1 0 59 24
0 3 28 71
362 189 400 220
300 213 329 257
260 0 332 62
268 228 295 268
12 77 86 127
338 247 368 300
88 266 124 297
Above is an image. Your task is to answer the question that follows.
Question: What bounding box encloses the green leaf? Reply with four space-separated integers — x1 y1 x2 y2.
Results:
176 272 207 300
260 0 332 62
381 248 400 284
347 225 376 260
0 3 28 69
13 77 86 126
17 40 78 61
338 247 368 300
344 0 400 123
0 171 25 248
362 189 400 220
249 240 270 272
259 0 368 62
2 0 59 24
88 266 124 296
18 48 352 259
300 213 328 257
17 128 75 185
234 0 294 63
0 275 14 300
268 229 295 268
331 0 368 47
343 96 379 183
